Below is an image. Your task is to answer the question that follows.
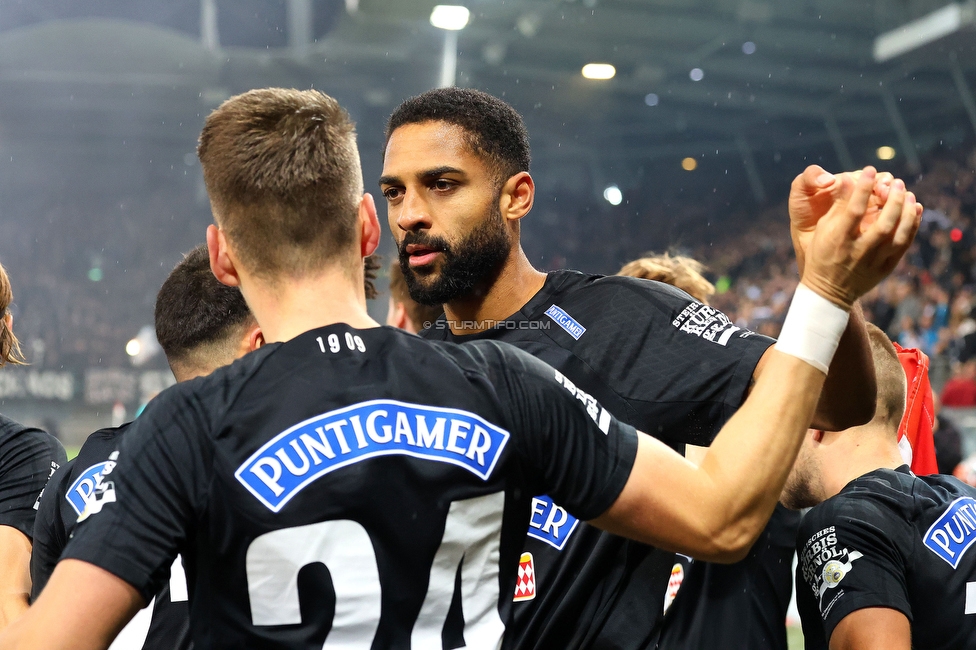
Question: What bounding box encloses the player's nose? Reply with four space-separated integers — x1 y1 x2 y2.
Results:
395 191 432 233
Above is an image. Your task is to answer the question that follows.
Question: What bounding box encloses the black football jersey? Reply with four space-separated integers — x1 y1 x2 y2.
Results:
421 270 774 649
656 504 800 650
0 413 65 540
62 324 638 649
796 466 976 649
32 423 191 650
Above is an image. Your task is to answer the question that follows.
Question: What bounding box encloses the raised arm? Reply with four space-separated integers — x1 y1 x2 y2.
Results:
592 168 920 561
768 165 908 431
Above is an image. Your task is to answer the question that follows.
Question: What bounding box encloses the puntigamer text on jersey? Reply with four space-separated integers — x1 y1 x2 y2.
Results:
236 399 511 512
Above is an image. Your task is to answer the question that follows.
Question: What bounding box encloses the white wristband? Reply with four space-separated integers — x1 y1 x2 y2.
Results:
774 284 850 374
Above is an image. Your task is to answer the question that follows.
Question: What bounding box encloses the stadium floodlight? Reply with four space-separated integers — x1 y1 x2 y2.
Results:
682 157 698 171
689 68 704 81
582 63 616 80
603 185 623 205
873 1 976 62
126 339 141 357
430 5 470 31
877 146 897 160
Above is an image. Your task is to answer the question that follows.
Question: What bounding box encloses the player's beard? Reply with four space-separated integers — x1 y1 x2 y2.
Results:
397 205 511 307
780 453 824 511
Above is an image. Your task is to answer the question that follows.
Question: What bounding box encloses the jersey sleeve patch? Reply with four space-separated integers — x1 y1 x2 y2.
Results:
65 461 113 516
923 496 976 568
235 399 510 512
799 525 864 616
671 302 743 346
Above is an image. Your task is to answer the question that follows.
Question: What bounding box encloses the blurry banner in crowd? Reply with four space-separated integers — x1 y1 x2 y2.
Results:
894 343 939 475
0 367 173 405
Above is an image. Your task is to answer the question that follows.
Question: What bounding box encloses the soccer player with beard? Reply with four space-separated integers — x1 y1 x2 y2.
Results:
378 87 903 649
0 87 918 649
30 245 263 650
784 324 976 650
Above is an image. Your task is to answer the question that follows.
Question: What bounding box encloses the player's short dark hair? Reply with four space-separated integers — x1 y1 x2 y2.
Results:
866 323 907 434
155 245 254 373
198 88 362 277
385 88 531 181
388 261 443 329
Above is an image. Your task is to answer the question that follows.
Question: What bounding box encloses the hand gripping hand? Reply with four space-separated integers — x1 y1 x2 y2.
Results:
800 166 921 310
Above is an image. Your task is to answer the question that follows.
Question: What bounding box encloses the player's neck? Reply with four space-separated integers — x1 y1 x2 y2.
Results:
825 428 905 499
242 267 379 343
442 246 546 335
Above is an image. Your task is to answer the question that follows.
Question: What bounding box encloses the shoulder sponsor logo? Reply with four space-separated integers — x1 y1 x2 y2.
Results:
513 552 536 602
799 525 862 609
671 302 742 346
924 496 976 568
544 304 586 340
526 495 580 550
236 399 510 512
66 461 113 516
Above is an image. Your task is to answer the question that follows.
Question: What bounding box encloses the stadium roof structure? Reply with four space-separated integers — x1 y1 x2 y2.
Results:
0 0 974 204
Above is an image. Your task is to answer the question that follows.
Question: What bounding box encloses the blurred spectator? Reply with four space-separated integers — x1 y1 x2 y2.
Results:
941 356 976 407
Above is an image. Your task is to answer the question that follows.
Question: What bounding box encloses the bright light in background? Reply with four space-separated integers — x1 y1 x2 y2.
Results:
126 338 141 357
582 63 616 80
876 145 897 160
644 93 659 106
689 68 704 81
87 268 103 282
742 41 757 54
430 5 470 30
682 157 698 171
603 185 623 205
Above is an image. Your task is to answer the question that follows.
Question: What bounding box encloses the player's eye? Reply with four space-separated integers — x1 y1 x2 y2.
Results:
382 187 402 201
432 179 454 191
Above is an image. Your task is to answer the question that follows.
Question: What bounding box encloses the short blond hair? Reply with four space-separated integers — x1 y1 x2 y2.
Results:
617 253 716 304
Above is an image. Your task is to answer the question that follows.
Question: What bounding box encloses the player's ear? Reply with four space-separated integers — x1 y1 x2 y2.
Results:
500 172 535 223
359 193 381 258
246 324 265 352
207 225 240 288
811 429 826 444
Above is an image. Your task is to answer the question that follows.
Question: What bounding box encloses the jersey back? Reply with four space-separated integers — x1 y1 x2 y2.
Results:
422 270 773 648
62 325 637 650
797 466 976 649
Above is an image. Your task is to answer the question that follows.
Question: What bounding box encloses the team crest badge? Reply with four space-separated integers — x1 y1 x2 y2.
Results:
513 553 536 602
663 562 685 613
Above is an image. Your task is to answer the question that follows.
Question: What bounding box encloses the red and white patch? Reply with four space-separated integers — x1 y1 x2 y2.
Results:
663 562 685 613
513 552 536 602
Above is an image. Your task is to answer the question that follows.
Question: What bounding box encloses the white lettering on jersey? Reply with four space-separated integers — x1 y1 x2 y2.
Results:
671 302 742 346
552 370 611 434
412 492 505 648
237 400 510 512
246 519 382 647
966 582 976 615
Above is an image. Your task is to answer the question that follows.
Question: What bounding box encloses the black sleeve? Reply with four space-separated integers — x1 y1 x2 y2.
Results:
30 458 75 600
483 341 639 521
0 426 66 540
573 277 774 445
795 497 913 645
60 385 213 603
